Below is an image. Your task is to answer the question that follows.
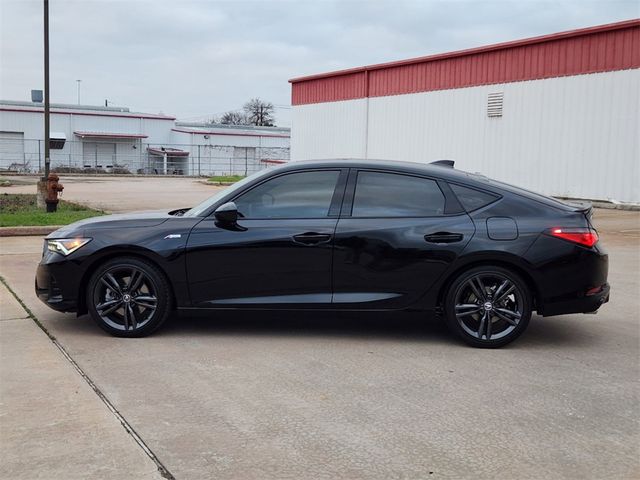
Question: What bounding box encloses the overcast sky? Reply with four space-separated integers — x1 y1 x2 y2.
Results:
1 0 637 126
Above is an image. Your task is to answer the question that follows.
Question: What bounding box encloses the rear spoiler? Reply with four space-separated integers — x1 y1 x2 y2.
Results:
563 200 594 219
430 159 455 168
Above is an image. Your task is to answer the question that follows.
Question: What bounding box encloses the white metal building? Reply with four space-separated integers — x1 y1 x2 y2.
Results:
290 20 640 203
0 101 290 176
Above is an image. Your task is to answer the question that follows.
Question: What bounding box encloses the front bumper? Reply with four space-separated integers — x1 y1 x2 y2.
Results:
35 257 81 313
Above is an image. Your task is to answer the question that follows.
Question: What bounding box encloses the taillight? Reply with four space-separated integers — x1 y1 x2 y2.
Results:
547 228 599 247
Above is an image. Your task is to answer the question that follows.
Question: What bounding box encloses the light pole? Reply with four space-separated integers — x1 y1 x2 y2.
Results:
37 0 53 211
76 79 81 104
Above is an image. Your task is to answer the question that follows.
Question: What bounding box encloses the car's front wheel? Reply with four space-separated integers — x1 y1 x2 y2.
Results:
443 266 532 348
87 257 171 337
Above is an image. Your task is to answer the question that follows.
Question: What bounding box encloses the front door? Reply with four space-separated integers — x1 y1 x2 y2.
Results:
332 170 475 309
186 169 347 307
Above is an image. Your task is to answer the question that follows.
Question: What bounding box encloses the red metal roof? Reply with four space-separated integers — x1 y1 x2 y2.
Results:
290 19 640 105
74 131 148 139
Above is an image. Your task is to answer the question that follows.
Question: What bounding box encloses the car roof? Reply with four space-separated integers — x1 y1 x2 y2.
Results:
279 158 473 181
278 159 578 211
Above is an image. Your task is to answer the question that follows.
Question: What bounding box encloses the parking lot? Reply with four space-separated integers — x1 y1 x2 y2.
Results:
0 180 638 479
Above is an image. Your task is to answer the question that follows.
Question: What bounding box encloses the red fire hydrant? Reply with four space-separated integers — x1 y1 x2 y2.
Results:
45 173 64 212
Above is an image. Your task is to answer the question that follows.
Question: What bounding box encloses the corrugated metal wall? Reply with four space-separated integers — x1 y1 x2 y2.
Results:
291 69 639 203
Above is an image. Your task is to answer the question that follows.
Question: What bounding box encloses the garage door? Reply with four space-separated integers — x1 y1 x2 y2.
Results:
0 132 25 170
83 142 116 167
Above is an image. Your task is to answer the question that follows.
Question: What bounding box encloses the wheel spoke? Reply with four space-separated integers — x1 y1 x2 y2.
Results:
477 311 487 339
493 279 511 301
468 277 486 302
486 313 492 339
495 284 515 304
127 304 137 330
122 302 130 330
133 295 157 309
456 304 482 317
96 299 123 316
128 269 144 293
100 273 122 295
495 307 521 326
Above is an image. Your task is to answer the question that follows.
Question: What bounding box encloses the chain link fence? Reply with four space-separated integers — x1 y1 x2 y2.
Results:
0 138 289 177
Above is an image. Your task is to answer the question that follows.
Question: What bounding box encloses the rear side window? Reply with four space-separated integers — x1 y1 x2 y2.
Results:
352 171 445 217
449 183 499 211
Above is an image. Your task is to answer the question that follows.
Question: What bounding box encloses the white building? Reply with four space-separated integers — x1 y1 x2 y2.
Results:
290 20 640 204
0 100 290 176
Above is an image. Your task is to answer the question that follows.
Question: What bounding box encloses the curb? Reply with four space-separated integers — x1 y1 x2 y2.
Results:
0 226 61 237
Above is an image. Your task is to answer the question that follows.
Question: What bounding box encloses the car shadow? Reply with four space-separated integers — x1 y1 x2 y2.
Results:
159 310 458 344
59 311 599 348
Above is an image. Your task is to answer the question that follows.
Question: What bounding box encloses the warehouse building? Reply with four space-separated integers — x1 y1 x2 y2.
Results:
290 19 639 204
0 100 290 176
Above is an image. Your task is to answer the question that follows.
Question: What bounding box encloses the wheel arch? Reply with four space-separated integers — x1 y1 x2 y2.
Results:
77 247 176 316
435 254 541 311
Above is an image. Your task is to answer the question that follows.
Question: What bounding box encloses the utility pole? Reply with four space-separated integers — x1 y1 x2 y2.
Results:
76 79 81 104
37 0 52 210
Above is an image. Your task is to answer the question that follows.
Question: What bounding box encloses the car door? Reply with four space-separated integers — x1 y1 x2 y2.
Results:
186 168 347 308
332 169 475 309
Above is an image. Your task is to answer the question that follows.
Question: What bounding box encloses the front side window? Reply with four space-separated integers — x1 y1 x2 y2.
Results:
352 171 445 217
234 170 340 219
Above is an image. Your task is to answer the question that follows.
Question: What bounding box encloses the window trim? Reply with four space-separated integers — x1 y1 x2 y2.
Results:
228 168 348 220
447 181 502 213
341 169 454 219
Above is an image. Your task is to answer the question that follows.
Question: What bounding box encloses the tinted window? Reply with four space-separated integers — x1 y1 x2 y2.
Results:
352 171 445 217
235 170 340 219
450 183 499 211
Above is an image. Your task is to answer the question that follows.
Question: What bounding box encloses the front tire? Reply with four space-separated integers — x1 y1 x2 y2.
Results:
87 257 172 337
443 266 532 348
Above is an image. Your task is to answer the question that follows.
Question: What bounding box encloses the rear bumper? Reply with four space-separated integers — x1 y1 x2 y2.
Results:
540 282 610 317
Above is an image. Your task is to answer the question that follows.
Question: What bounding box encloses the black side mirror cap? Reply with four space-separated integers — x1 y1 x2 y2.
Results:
214 202 239 224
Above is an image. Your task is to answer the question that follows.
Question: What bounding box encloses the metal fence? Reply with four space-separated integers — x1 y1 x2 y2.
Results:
0 138 290 176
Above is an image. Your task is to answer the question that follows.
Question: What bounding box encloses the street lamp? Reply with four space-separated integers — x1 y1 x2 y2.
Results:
76 79 81 105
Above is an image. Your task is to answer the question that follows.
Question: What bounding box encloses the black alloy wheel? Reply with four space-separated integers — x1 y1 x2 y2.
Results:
444 266 532 348
87 257 171 337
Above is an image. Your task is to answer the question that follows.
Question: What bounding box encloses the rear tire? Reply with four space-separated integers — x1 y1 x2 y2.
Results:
87 257 172 337
443 266 531 348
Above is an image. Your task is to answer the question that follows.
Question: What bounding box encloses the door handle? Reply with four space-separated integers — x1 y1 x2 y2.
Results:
424 232 463 243
292 232 333 245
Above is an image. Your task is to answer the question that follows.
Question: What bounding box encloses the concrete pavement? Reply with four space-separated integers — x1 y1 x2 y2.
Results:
1 175 224 213
0 206 638 479
0 280 165 479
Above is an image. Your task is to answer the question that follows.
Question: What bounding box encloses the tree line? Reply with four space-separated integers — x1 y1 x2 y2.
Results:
209 98 276 127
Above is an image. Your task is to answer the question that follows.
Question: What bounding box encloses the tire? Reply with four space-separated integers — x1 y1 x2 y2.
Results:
443 266 532 348
87 257 172 337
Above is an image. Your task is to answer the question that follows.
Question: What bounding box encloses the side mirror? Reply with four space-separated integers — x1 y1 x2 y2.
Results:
214 202 239 224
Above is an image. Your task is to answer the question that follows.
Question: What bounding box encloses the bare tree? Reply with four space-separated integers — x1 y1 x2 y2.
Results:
243 98 275 126
219 111 249 125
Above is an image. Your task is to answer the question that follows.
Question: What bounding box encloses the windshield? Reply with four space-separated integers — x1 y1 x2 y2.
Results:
183 169 274 217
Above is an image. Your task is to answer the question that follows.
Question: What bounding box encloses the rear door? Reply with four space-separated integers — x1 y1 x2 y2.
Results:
332 169 475 309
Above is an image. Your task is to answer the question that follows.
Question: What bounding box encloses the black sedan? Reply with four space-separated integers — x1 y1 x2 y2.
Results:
36 159 609 347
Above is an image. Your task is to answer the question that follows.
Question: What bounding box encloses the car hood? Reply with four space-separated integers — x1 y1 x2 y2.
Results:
46 211 173 238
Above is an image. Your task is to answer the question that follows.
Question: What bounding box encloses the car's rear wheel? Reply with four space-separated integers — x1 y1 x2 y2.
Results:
87 257 171 337
443 266 531 348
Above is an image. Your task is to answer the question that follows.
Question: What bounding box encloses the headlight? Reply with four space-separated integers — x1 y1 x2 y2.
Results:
47 238 92 256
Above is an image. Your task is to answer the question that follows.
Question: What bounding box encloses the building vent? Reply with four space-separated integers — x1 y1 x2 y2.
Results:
487 92 504 117
31 89 43 103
